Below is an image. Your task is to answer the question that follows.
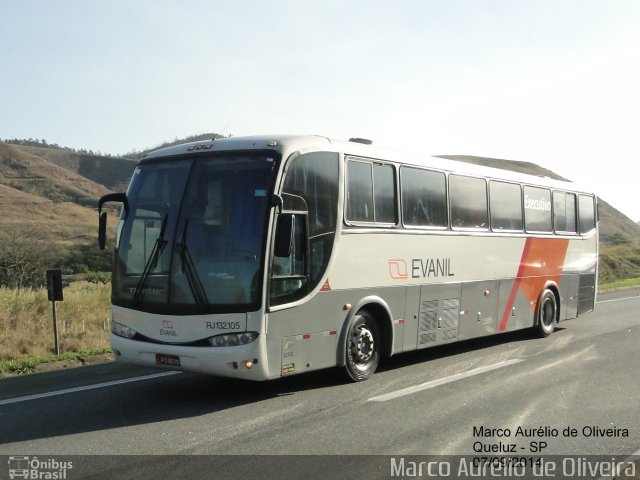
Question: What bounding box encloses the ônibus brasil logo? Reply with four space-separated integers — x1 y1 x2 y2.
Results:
8 456 73 479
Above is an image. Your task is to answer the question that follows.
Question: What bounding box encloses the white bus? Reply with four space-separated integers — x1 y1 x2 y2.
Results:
98 135 598 381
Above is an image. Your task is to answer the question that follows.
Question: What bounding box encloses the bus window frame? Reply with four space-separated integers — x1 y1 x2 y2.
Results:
399 165 449 231
488 179 524 234
578 194 597 235
553 190 578 236
344 156 399 228
523 184 553 234
448 173 490 232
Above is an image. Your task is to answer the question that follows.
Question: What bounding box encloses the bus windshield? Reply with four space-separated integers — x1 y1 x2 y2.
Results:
112 152 278 314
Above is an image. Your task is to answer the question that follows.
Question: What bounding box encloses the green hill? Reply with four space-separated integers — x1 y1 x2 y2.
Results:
0 142 135 243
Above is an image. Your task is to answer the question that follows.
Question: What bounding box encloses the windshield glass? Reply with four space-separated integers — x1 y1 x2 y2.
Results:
112 152 277 314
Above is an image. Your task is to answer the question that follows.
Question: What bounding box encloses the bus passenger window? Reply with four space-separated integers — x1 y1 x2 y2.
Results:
553 191 577 234
578 195 596 234
524 186 552 233
401 167 447 227
347 161 373 222
373 164 397 224
490 181 523 231
346 159 397 225
449 175 488 229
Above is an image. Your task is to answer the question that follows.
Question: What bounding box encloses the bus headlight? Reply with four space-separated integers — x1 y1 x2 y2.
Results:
111 320 137 339
208 332 258 347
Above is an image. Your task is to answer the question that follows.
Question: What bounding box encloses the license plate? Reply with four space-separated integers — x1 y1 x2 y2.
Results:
155 353 181 367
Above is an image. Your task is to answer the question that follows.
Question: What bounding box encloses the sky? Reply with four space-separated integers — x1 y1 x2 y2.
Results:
2 0 640 221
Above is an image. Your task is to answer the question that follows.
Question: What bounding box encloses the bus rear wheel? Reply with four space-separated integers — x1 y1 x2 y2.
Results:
344 311 380 382
535 289 557 338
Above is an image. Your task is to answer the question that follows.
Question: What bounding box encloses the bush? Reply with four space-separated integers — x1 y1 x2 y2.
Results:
0 282 111 359
85 271 111 284
0 227 62 289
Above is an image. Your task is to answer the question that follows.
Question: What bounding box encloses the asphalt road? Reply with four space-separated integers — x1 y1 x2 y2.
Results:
1 288 639 479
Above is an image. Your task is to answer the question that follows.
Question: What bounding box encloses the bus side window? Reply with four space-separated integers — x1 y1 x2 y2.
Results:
401 167 447 227
524 186 552 233
553 191 577 234
271 214 307 300
450 175 488 229
490 181 523 232
346 161 373 222
271 151 339 306
578 195 596 234
346 159 397 225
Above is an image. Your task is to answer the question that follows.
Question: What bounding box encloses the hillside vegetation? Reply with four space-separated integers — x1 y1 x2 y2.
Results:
599 241 640 284
0 142 132 246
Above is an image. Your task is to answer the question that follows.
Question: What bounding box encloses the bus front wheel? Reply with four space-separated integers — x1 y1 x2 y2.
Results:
535 289 557 338
344 311 380 382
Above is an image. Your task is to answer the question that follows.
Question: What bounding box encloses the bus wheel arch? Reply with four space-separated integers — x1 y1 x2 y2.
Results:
535 284 559 338
338 297 394 381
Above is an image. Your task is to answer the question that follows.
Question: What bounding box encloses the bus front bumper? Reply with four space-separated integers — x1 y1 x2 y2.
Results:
110 333 270 380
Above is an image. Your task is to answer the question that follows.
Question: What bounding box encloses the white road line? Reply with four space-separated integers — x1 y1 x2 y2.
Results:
596 295 640 304
368 359 525 402
0 371 180 406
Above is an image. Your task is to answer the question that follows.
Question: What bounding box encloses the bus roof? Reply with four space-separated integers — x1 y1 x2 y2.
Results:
141 135 593 195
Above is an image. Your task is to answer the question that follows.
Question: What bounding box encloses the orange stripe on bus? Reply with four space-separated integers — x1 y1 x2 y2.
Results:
498 238 570 332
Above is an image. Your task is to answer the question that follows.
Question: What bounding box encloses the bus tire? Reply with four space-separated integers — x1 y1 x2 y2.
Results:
535 289 557 338
344 310 380 382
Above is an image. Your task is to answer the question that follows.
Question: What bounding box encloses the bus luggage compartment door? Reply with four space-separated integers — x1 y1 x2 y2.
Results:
459 280 499 340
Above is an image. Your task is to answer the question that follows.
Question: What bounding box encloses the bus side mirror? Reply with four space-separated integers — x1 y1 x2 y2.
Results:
98 192 127 250
98 211 108 250
274 214 294 257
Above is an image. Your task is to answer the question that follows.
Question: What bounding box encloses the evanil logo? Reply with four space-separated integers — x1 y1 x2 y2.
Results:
524 195 551 212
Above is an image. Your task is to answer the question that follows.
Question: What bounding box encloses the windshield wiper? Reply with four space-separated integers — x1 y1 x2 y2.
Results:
132 214 168 305
176 220 209 309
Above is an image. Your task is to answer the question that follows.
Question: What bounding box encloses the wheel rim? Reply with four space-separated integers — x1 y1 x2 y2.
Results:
349 325 375 365
541 297 555 327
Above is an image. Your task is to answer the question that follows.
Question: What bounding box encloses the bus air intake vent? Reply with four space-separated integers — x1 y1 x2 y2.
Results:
442 308 459 330
442 329 458 341
422 299 438 310
420 310 438 332
419 332 437 345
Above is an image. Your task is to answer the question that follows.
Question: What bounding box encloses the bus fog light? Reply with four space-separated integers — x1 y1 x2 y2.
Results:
111 321 137 339
244 360 253 369
208 332 258 347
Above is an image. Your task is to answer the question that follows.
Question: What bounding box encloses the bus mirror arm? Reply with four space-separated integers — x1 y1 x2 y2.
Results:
98 192 128 250
98 211 108 250
271 194 284 214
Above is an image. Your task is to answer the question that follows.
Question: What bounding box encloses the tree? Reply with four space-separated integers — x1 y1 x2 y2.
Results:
0 227 61 289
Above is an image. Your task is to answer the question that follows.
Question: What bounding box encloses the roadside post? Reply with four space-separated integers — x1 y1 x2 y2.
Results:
46 269 64 355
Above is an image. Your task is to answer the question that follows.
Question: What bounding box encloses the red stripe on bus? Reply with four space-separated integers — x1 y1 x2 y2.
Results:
498 238 532 332
303 333 311 340
498 238 570 332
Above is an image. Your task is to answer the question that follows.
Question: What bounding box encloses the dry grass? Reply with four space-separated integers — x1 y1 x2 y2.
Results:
0 282 111 359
